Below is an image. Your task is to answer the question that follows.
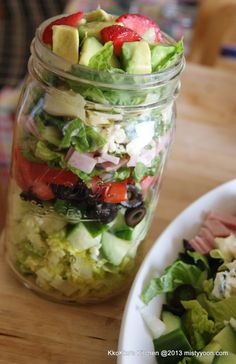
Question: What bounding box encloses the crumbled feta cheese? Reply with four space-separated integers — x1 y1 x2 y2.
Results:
212 269 236 299
102 124 127 153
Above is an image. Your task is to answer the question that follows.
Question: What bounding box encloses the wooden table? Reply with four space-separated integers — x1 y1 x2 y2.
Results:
0 63 236 364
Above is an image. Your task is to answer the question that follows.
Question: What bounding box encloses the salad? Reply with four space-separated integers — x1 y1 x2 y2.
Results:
141 210 236 363
5 9 184 302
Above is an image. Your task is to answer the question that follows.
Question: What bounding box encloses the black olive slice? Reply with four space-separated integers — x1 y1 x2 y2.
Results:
121 184 143 208
51 182 89 202
86 202 118 224
125 205 146 227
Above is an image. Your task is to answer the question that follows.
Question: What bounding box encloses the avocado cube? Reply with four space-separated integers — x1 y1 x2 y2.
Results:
52 25 79 64
122 40 152 74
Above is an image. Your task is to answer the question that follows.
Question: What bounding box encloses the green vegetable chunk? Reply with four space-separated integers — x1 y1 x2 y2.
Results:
181 300 216 350
141 260 207 304
153 328 192 364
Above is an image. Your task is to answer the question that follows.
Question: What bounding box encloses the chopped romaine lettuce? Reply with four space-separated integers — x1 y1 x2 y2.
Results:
34 141 63 162
151 40 184 72
88 41 120 70
134 156 162 183
198 294 236 331
60 118 106 152
141 260 208 304
181 300 216 350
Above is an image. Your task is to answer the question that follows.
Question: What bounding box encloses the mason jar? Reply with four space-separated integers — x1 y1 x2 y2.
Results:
4 16 184 303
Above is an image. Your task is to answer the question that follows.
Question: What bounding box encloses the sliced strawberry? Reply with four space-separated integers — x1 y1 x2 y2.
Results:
101 25 141 56
116 13 162 42
42 11 84 44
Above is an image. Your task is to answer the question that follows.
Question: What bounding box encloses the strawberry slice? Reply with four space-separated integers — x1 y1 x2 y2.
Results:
101 25 141 56
116 13 162 42
42 11 84 44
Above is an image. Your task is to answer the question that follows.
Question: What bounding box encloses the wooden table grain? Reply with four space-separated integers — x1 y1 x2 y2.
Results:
0 63 236 364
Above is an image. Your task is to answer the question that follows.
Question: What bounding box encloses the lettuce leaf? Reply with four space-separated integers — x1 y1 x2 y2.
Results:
133 156 162 183
181 300 216 350
151 40 184 72
198 293 236 331
141 260 207 304
88 41 117 71
35 141 63 162
60 118 106 152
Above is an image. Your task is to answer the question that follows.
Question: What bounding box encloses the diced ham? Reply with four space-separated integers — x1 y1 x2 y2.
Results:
189 238 207 255
195 236 212 254
203 218 232 237
96 152 120 165
207 211 236 230
199 227 215 248
67 150 97 173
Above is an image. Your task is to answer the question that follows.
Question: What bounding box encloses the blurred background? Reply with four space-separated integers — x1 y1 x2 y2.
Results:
0 0 236 208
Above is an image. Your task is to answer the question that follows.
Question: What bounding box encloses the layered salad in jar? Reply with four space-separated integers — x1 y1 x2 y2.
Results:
7 9 184 302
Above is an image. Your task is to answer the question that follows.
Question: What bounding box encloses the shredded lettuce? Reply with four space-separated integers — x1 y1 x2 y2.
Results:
151 40 184 72
198 294 236 331
134 156 162 183
34 140 63 162
141 260 208 304
60 118 106 152
181 300 216 350
88 41 120 71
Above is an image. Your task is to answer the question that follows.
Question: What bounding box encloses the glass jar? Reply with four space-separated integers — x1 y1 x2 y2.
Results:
4 16 184 303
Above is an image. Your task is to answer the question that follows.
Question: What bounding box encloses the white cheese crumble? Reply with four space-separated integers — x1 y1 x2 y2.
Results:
212 269 236 299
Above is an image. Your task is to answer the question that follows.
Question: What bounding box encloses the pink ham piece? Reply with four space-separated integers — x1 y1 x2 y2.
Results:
207 211 236 230
96 152 120 165
198 227 215 248
66 149 97 173
189 238 207 255
203 218 232 237
195 236 212 254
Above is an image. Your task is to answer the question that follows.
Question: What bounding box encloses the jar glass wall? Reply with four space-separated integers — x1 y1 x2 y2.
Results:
4 17 184 303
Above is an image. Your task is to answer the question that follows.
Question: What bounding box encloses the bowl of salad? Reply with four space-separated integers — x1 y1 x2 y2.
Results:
118 179 236 364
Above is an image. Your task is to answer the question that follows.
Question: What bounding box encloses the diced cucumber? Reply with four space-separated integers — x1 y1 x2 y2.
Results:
153 328 192 364
213 352 236 364
83 221 109 238
192 342 222 364
109 212 133 241
213 325 236 354
162 311 182 335
101 232 133 266
67 223 101 252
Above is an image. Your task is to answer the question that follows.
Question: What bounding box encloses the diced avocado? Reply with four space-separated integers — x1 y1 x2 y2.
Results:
150 44 176 72
213 352 236 364
101 232 133 266
79 21 116 41
153 328 192 364
52 25 79 64
213 325 236 354
162 311 182 335
67 223 101 252
85 9 114 22
109 213 134 241
83 221 109 238
79 37 103 66
122 40 152 74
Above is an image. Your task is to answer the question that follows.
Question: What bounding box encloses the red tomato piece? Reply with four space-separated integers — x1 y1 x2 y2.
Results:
42 11 84 44
103 181 128 203
14 148 78 199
